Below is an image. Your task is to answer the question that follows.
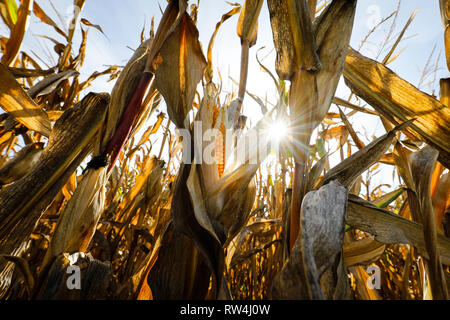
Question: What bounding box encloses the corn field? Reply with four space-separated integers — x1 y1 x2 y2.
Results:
0 0 449 301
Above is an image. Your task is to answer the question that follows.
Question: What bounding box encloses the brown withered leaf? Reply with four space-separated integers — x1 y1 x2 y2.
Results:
0 142 44 186
7 66 56 78
346 194 450 266
206 4 241 81
0 254 35 297
81 18 105 36
187 162 222 243
0 63 51 136
159 163 224 299
310 0 357 126
0 1 16 29
287 0 321 71
344 48 450 168
343 237 386 267
68 0 86 43
272 181 348 299
306 154 328 192
28 70 79 99
33 1 68 40
320 121 413 188
153 13 207 129
409 146 449 299
393 141 415 191
288 0 356 161
432 172 450 235
338 107 365 149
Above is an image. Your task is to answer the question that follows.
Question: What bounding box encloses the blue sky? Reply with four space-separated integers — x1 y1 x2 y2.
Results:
5 1 445 105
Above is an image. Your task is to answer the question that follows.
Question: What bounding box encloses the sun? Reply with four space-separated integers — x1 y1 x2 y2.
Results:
267 120 289 143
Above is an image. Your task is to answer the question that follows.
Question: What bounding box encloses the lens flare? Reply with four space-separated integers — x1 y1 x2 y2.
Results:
268 120 288 143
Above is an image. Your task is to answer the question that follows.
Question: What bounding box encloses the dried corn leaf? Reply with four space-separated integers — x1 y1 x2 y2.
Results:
149 223 217 299
344 48 450 168
371 187 405 209
309 0 357 125
187 162 222 243
36 253 111 300
409 146 449 299
1 0 33 66
165 164 224 299
28 70 79 99
32 1 68 40
0 254 34 296
0 63 51 136
306 154 327 191
343 237 386 267
287 0 320 71
68 0 86 44
81 18 105 36
0 142 44 185
432 172 450 234
338 107 365 149
153 13 207 129
346 194 450 266
320 121 412 188
393 141 415 191
272 181 348 299
0 0 17 29
7 66 55 78
289 0 356 161
206 4 241 81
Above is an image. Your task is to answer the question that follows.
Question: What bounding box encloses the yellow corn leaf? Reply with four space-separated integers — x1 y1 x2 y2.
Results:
1 0 33 66
153 13 207 129
237 0 263 46
344 48 450 168
0 63 51 136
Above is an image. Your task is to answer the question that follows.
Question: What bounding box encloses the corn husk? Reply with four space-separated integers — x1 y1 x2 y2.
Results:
42 168 107 269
